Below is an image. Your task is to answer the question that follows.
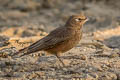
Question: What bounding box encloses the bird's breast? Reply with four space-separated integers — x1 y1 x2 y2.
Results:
46 30 82 54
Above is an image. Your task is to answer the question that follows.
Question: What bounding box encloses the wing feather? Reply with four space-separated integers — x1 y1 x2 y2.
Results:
13 27 72 57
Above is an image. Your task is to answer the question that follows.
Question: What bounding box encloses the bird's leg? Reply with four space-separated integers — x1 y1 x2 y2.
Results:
54 53 65 67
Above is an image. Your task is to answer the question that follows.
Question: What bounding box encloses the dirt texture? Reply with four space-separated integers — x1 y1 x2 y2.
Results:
0 0 120 80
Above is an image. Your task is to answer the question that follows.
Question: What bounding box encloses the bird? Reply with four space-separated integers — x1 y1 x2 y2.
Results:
12 13 88 67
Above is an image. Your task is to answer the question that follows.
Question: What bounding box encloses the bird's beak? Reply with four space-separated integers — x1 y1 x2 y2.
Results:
85 17 89 22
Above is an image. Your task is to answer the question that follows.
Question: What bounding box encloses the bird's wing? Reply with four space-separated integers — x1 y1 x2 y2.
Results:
13 27 72 57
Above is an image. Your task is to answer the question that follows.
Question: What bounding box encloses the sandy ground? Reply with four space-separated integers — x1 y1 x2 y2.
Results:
0 0 120 80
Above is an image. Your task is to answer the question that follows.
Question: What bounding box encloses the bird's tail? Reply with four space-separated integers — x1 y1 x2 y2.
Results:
12 47 29 58
12 40 43 58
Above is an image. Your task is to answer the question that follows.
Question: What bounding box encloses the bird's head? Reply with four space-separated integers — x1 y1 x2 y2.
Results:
66 13 88 28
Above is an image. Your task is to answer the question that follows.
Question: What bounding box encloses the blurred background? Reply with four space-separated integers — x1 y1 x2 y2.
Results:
0 0 119 32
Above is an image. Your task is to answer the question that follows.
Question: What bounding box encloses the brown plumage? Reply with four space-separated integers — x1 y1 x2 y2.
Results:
13 13 88 66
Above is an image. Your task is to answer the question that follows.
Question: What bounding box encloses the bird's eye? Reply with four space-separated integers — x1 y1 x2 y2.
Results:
75 18 81 22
